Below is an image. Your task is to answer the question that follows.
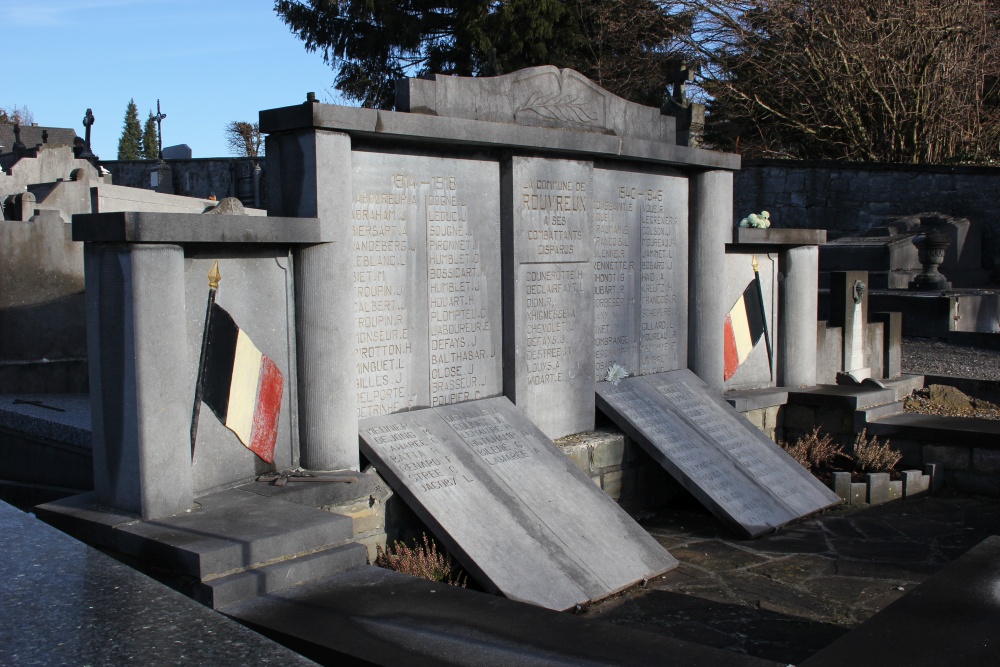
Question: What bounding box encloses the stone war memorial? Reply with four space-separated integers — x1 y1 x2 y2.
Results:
39 66 838 615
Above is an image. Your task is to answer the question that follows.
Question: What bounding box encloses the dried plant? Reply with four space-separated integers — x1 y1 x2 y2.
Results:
780 427 846 471
374 533 466 587
852 429 902 473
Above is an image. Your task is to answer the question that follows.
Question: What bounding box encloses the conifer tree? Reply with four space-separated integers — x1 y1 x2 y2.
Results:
117 99 142 159
142 110 158 160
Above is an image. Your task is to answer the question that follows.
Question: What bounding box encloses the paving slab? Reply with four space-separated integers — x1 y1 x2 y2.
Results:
0 499 317 666
359 396 677 611
803 535 1000 666
224 565 780 667
598 370 840 537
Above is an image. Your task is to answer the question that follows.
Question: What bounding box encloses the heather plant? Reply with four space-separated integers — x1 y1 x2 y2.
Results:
852 429 903 473
780 427 847 472
374 533 466 587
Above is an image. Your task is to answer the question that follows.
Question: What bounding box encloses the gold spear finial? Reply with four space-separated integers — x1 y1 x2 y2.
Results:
751 254 759 273
208 260 221 289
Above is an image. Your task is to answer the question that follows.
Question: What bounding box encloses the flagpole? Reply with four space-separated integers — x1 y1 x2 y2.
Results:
191 260 221 457
752 255 773 374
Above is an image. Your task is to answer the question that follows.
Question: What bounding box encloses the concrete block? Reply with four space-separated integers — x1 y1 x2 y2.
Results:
888 480 903 501
923 446 970 471
602 470 623 500
902 470 930 497
850 483 867 505
866 472 890 505
831 472 852 501
743 409 766 430
561 443 591 473
591 436 626 470
925 462 945 494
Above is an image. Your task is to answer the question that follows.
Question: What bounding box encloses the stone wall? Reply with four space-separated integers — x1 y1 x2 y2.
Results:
735 160 1000 281
103 157 263 205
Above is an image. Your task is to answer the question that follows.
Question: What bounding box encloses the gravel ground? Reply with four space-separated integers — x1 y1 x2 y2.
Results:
901 337 1000 381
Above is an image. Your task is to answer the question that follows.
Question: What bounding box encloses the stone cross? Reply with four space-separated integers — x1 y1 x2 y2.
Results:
79 108 96 159
12 123 25 153
667 61 696 107
154 99 167 160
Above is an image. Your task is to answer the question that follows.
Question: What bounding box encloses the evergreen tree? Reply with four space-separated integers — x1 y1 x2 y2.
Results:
274 0 691 109
142 111 158 160
117 99 142 160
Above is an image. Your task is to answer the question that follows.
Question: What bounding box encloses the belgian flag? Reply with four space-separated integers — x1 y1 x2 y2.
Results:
200 303 283 463
723 281 766 381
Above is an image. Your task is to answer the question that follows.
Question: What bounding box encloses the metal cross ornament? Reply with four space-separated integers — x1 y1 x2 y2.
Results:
79 108 96 159
154 99 167 160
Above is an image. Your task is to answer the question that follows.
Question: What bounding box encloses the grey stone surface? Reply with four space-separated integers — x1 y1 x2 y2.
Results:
0 500 317 666
870 311 902 378
780 244 819 387
925 462 945 493
829 271 870 379
831 471 852 501
224 565 779 667
802 536 1000 667
115 488 354 579
504 157 595 439
867 321 885 379
397 66 675 144
0 393 91 449
849 482 867 504
592 166 688 381
724 387 789 412
73 211 327 243
888 479 903 500
359 397 677 610
689 170 733 391
816 321 843 384
260 100 741 171
351 150 503 418
733 227 827 245
598 369 839 537
902 470 930 497
866 472 890 505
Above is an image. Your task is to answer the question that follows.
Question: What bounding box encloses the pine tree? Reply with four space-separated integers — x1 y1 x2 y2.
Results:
142 111 158 160
117 99 142 159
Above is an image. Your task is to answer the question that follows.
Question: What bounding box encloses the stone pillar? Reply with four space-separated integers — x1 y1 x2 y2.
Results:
269 129 359 471
779 245 819 387
85 242 193 519
829 270 870 380
688 170 733 392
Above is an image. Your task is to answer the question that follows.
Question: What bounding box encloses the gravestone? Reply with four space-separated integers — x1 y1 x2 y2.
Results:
351 151 503 417
829 271 870 380
591 167 689 381
359 396 677 611
597 369 839 537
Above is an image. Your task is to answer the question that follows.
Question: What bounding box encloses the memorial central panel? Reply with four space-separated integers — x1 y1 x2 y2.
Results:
505 157 595 439
597 369 840 537
352 152 502 418
359 397 677 611
592 168 688 381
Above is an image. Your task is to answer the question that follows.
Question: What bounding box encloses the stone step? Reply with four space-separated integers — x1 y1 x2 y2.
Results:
197 542 368 609
788 384 900 411
865 413 1000 449
854 400 907 429
114 488 356 579
878 374 925 402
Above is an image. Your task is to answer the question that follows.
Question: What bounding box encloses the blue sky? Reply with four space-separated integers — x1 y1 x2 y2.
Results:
4 0 347 158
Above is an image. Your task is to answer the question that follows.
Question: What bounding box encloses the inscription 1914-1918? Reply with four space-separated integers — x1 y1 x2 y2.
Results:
352 152 502 418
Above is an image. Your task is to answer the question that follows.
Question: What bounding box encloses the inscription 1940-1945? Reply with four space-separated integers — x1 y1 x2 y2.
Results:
592 169 688 381
352 152 502 418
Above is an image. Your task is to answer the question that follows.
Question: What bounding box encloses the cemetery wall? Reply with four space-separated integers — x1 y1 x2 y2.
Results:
103 157 262 204
735 160 1000 281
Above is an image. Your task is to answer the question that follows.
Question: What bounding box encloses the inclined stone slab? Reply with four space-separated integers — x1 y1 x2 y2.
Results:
591 167 688 381
359 396 677 611
596 369 840 537
504 157 595 439
351 151 502 418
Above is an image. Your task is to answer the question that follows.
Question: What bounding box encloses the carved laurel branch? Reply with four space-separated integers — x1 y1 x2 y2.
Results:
514 90 598 124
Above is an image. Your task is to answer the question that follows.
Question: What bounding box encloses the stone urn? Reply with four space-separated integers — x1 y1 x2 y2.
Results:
910 216 950 291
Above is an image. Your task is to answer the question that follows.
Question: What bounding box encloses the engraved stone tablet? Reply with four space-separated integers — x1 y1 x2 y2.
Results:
597 369 840 537
360 397 677 610
592 168 688 381
352 152 502 418
504 157 594 439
